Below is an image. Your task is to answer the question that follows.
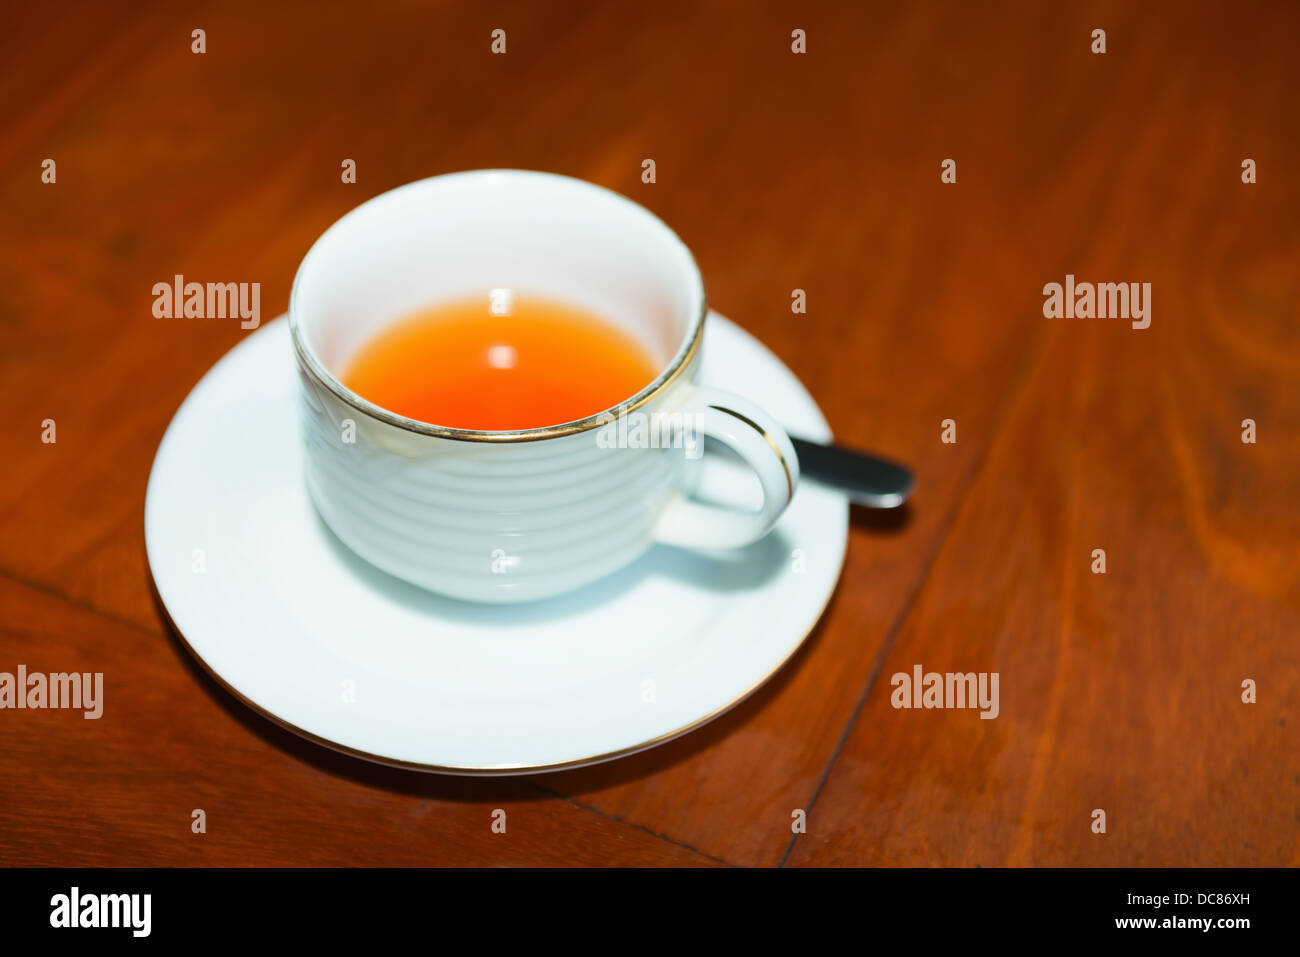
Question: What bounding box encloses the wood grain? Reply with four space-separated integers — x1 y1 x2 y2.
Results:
0 0 1295 866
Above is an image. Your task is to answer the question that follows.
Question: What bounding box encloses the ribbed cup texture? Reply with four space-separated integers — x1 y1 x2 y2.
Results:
296 358 698 602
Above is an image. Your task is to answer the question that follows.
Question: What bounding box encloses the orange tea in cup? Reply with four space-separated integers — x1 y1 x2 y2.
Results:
341 294 660 431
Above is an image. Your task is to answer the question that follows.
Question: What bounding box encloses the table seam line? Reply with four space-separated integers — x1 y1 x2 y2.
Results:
778 319 1058 867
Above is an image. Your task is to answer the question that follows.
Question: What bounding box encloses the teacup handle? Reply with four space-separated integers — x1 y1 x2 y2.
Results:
652 384 800 549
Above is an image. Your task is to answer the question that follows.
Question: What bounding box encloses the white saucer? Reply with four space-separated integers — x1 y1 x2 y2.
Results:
145 312 848 774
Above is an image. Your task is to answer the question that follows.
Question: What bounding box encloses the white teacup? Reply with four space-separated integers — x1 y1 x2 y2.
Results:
289 170 799 603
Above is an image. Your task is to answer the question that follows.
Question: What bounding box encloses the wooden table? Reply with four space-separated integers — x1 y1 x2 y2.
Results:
1 0 1295 867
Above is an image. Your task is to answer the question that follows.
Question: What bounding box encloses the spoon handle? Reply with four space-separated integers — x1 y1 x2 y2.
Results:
790 436 915 509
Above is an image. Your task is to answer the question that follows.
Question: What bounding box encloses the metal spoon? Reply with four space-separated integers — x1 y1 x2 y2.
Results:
791 436 915 509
